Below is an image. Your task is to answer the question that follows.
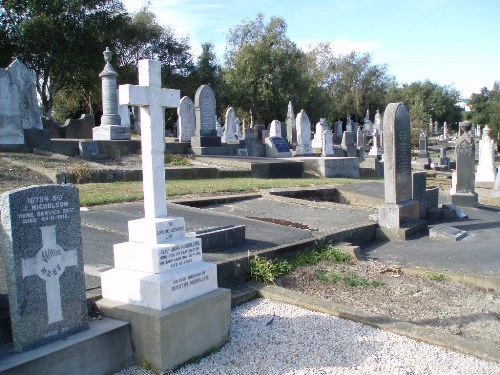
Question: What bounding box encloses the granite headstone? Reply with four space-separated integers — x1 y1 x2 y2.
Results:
177 96 195 142
0 185 88 352
377 102 419 228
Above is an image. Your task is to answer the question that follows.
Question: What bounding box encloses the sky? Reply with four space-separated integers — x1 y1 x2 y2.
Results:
121 0 500 99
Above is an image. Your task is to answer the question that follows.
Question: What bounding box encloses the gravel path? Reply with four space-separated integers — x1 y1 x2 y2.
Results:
116 298 500 375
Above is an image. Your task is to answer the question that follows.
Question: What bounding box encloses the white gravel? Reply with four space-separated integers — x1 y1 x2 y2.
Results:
116 298 500 375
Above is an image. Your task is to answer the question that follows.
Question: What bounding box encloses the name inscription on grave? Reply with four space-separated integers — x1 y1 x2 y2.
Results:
171 269 210 292
17 194 75 225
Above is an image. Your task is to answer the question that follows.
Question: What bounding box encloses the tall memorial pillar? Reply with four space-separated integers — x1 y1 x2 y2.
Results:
93 47 131 140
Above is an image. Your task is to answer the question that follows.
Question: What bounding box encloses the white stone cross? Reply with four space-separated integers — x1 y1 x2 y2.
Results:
21 225 77 324
119 60 180 218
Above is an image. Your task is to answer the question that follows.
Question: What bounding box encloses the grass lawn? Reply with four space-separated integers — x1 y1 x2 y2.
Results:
77 177 374 206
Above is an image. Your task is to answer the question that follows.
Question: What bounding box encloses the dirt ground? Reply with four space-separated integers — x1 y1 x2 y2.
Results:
276 259 500 346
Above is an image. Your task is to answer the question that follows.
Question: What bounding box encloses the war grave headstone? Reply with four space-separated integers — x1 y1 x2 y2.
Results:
377 103 422 239
0 60 43 146
476 125 497 187
191 85 221 148
311 118 329 150
295 110 314 155
450 121 478 207
98 59 230 372
177 96 196 143
93 48 131 140
0 185 88 352
285 101 297 146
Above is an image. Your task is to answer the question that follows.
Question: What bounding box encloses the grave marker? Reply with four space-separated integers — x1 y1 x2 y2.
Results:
177 96 195 142
285 101 296 145
0 185 88 352
476 125 497 184
450 121 478 207
378 102 419 228
295 110 314 155
191 85 221 148
222 107 239 144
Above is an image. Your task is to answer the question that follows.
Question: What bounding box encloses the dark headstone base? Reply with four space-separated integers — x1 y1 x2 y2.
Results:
191 136 221 148
376 220 428 241
0 318 132 375
251 161 304 178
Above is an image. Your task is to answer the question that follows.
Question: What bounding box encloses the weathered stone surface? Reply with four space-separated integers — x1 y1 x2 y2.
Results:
476 125 497 183
0 60 43 145
412 171 427 220
269 120 282 138
64 114 94 139
430 224 467 241
194 85 216 137
222 107 238 144
378 102 419 228
0 185 88 352
285 101 296 145
177 96 195 142
295 110 313 155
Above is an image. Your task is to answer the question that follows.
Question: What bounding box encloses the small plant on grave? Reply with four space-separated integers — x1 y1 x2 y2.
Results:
164 153 192 166
291 241 353 268
141 359 152 370
67 163 94 183
246 255 291 284
423 271 447 282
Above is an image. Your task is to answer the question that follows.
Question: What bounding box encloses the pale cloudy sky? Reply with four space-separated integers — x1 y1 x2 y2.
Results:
122 0 500 98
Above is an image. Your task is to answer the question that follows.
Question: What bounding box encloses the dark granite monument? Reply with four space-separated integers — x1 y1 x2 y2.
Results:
0 185 88 352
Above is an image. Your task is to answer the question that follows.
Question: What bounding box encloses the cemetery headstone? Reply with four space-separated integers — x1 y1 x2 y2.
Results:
0 185 88 352
265 136 292 158
356 127 363 146
191 85 220 147
443 121 448 141
476 125 481 138
295 110 314 155
177 96 196 142
341 131 356 157
412 171 427 219
374 110 383 133
494 168 500 197
449 121 478 206
93 48 131 140
215 116 223 137
378 102 419 228
476 125 497 184
346 118 353 133
285 101 296 145
0 60 43 145
415 129 430 167
434 121 439 135
269 119 282 138
222 107 239 144
368 129 382 158
101 60 229 372
321 130 335 156
428 117 433 135
363 109 372 134
334 120 343 140
103 59 218 308
311 118 329 149
64 114 94 139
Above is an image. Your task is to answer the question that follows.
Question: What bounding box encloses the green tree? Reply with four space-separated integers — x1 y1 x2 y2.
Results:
468 83 500 141
306 42 394 122
114 6 194 89
1 0 127 118
223 14 316 124
386 80 462 131
191 42 227 114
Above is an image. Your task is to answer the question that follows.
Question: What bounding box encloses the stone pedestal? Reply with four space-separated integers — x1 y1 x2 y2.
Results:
191 136 221 148
97 289 231 373
378 200 419 228
450 191 479 207
92 125 131 140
